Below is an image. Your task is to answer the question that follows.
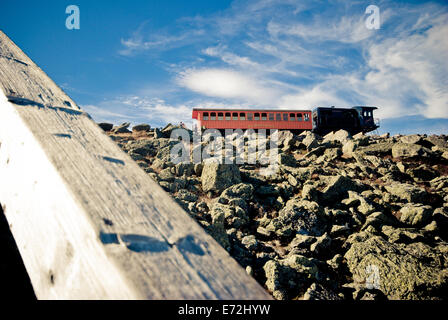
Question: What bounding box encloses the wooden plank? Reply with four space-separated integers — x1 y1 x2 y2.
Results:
0 30 271 300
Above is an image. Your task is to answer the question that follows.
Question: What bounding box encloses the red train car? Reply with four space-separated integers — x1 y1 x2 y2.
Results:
192 108 312 131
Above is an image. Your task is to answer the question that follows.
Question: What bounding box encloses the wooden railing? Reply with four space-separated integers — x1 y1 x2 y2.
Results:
0 30 271 300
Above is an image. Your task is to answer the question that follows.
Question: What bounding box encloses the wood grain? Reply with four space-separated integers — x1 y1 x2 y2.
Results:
0 30 271 299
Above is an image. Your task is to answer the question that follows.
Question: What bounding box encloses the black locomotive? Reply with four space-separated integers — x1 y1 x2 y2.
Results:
312 106 379 135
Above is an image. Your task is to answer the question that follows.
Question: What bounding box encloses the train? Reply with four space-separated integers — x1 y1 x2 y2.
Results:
192 106 379 135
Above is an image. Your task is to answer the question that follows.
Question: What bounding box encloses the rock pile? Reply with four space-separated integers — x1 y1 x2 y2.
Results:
102 123 448 300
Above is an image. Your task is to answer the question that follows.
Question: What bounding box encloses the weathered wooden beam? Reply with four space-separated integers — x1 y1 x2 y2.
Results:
0 30 271 300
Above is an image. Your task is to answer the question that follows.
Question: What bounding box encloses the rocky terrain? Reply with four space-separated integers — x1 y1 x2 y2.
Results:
100 122 448 300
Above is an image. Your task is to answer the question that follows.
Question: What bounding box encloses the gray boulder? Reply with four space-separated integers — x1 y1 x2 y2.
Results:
221 183 254 201
399 204 433 226
361 211 398 231
98 122 113 131
154 128 163 138
301 182 320 201
320 175 365 204
278 130 294 147
392 143 434 158
132 123 151 132
407 165 438 182
241 235 258 251
303 283 342 300
127 139 158 157
211 202 248 228
384 183 427 203
430 176 448 191
112 122 131 134
266 199 327 238
381 225 425 244
344 234 448 299
399 134 423 145
425 135 448 149
323 129 351 144
201 162 241 194
357 141 394 156
342 140 358 157
316 147 342 163
155 146 172 162
278 153 297 167
206 205 231 251
175 163 195 176
176 189 198 202
263 254 322 300
302 132 320 150
289 234 316 250
255 185 280 197
158 168 175 182
310 232 332 256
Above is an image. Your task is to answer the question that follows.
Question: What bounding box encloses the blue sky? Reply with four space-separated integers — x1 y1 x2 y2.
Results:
0 0 447 135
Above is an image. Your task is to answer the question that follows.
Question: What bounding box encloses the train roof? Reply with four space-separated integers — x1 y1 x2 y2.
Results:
193 107 377 112
314 106 377 109
352 106 378 110
312 106 378 112
192 108 311 112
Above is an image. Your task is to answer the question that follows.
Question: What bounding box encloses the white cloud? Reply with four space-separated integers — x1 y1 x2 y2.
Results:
203 45 261 69
279 86 348 110
317 12 448 120
81 104 138 122
247 3 448 119
177 68 278 103
364 20 448 118
267 15 374 44
119 22 206 56
203 44 299 77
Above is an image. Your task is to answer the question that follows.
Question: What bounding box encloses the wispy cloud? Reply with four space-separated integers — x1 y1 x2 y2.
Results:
177 68 279 104
118 21 206 57
266 14 374 44
82 96 197 128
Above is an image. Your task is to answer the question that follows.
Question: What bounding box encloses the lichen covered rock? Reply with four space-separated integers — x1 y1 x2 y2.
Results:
344 234 448 299
201 162 241 194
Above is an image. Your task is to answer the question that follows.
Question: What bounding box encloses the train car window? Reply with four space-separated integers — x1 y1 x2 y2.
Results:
283 113 288 121
304 114 309 121
297 113 302 121
203 112 209 120
232 112 238 120
289 113 295 121
218 112 224 120
254 113 260 120
225 112 231 120
269 113 274 121
240 112 246 120
261 113 267 120
276 113 281 121
247 113 253 121
210 112 216 120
